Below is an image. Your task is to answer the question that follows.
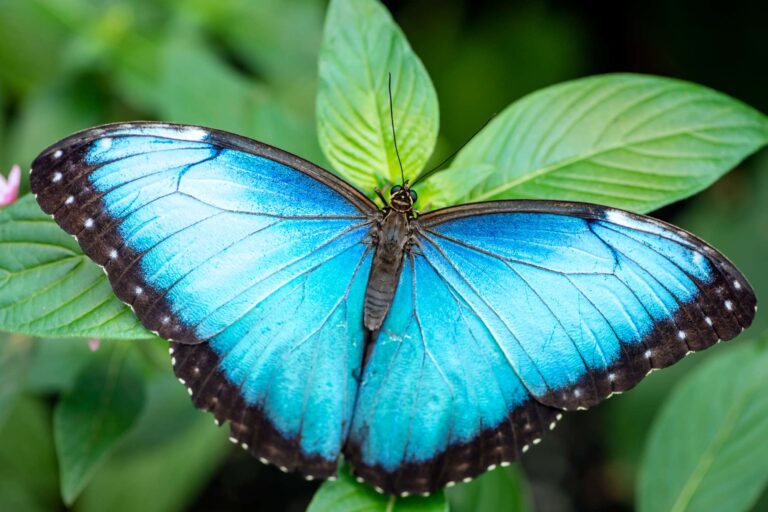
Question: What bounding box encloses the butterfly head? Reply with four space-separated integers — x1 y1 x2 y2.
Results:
389 183 417 213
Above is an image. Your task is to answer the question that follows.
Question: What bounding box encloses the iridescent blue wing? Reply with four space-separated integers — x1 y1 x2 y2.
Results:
30 122 377 479
346 201 755 496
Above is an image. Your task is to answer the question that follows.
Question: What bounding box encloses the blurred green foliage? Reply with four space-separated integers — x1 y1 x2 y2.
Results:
0 0 766 511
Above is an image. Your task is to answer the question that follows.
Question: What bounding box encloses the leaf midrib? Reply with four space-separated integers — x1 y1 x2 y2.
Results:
470 121 763 202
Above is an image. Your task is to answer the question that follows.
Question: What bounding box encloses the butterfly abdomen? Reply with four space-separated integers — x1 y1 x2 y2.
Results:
364 210 411 331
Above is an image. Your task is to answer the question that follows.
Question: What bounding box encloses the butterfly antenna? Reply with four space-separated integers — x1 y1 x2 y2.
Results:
388 72 406 185
411 113 496 186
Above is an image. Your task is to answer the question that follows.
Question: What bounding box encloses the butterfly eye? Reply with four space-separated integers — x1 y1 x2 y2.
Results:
409 189 418 202
390 185 403 194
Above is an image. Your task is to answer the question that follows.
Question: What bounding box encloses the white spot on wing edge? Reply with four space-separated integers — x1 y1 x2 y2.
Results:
604 209 630 226
65 196 74 205
725 300 733 311
170 126 208 141
705 316 713 326
53 149 63 158
677 330 686 340
84 218 94 228
734 280 742 290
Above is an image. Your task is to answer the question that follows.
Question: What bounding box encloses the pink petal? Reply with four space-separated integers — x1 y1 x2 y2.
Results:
0 165 21 206
88 338 101 352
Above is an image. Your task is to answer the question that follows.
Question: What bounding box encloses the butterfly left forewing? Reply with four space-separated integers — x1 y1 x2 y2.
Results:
31 122 377 480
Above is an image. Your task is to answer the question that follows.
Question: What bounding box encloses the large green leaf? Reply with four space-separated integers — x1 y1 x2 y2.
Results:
0 195 153 339
317 0 439 190
54 344 147 504
637 341 768 512
308 466 448 512
422 74 768 212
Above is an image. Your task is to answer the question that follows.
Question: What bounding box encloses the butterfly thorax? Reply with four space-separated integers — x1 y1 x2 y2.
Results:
363 188 416 332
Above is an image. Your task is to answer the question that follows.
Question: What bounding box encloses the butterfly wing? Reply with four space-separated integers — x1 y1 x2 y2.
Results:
346 200 755 495
31 122 377 479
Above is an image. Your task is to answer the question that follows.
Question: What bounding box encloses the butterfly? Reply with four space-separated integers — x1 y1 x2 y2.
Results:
30 122 756 497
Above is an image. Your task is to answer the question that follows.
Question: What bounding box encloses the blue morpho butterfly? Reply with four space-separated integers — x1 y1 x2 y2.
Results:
30 121 756 497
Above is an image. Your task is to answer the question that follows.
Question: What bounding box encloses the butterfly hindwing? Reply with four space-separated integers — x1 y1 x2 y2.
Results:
346 200 755 495
346 254 561 496
30 122 377 479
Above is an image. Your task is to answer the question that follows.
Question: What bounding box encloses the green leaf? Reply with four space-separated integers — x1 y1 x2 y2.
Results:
54 344 147 505
308 466 448 512
637 341 768 512
424 74 768 212
446 466 530 512
317 0 439 190
0 195 153 339
77 373 230 512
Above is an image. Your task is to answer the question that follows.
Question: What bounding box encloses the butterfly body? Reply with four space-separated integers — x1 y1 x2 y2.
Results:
364 186 417 331
30 122 756 497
